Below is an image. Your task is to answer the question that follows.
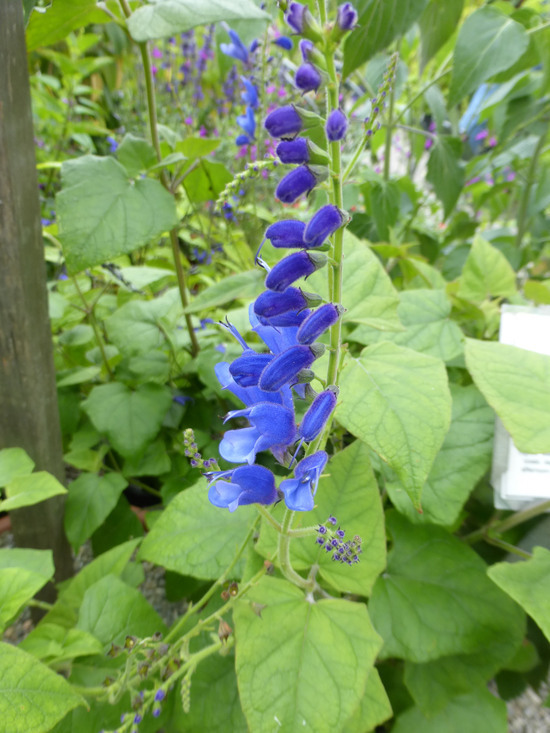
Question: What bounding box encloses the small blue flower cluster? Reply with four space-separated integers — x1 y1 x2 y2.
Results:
220 24 259 146
316 516 362 564
206 3 359 516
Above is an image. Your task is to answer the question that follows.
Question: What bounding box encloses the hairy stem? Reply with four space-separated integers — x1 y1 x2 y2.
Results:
278 509 314 590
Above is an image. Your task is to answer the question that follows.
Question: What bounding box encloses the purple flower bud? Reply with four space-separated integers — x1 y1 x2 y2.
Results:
264 105 303 139
154 689 166 702
249 38 260 53
254 287 308 320
236 134 251 146
299 386 338 441
208 464 278 511
304 204 346 246
280 450 328 511
259 343 324 392
326 109 348 141
297 303 344 344
265 251 327 292
275 165 318 203
260 309 311 328
266 219 306 248
299 39 314 62
277 138 309 164
274 36 293 50
295 63 322 93
229 352 273 387
286 2 322 41
337 3 358 32
237 106 256 139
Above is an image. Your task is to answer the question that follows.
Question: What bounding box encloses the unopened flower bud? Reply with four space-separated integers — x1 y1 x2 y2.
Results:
295 63 322 93
326 108 348 141
259 343 324 391
336 2 358 32
297 303 344 344
276 165 326 204
304 204 348 246
285 2 323 41
266 219 306 247
254 286 309 320
276 138 330 166
299 386 339 441
264 105 302 139
265 251 327 292
229 352 273 387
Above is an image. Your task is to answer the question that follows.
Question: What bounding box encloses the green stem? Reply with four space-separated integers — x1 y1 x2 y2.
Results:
527 19 550 35
383 80 395 181
28 598 54 611
484 536 532 560
278 509 314 590
324 49 344 389
393 68 451 124
256 504 283 533
464 499 550 545
395 122 436 141
514 131 547 250
72 276 113 378
119 0 199 358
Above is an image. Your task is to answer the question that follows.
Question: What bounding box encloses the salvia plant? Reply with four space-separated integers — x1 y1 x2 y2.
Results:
3 0 550 732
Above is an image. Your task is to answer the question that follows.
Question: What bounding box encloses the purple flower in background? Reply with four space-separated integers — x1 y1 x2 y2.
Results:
280 451 328 511
220 26 249 63
336 3 358 32
208 465 278 511
237 106 256 139
326 109 348 141
274 36 293 50
241 77 259 108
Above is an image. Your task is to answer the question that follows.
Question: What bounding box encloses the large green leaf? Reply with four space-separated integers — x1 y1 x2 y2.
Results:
464 338 550 453
458 235 517 302
0 642 84 733
234 577 382 733
351 289 463 363
307 234 402 332
0 447 35 486
26 0 110 51
77 575 166 646
64 473 128 552
488 547 550 643
0 550 54 631
82 382 172 458
182 160 233 204
344 668 393 731
128 0 269 42
139 479 256 579
20 625 103 665
336 343 451 510
370 512 525 663
256 441 386 596
392 689 507 733
419 0 464 68
183 270 265 314
426 137 464 219
57 156 178 274
116 134 158 177
387 385 494 526
449 6 529 104
343 0 429 77
0 472 67 512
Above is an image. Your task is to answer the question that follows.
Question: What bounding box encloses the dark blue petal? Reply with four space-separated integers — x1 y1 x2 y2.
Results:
254 287 308 320
276 138 309 165
337 2 358 31
297 303 343 344
275 166 317 203
274 36 293 50
295 63 322 93
303 204 345 246
326 109 348 142
265 251 327 292
229 352 273 387
259 344 324 392
266 219 307 248
249 304 306 354
264 105 303 139
299 387 338 441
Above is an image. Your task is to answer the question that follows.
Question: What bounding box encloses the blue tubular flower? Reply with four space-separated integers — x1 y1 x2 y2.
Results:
299 39 314 62
264 105 303 139
237 106 256 139
254 286 309 320
295 63 322 93
285 2 322 41
303 204 346 246
220 28 249 63
208 465 278 511
299 387 338 441
266 219 306 248
326 109 348 141
220 402 296 464
280 451 328 511
259 343 325 392
229 352 273 387
241 77 259 108
274 36 293 50
215 362 292 410
265 251 327 292
249 305 308 354
277 138 309 164
297 303 344 344
275 165 318 203
236 133 251 146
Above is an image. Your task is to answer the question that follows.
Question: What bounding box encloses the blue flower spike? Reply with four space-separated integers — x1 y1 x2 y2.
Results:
259 343 325 392
220 26 249 63
280 451 328 511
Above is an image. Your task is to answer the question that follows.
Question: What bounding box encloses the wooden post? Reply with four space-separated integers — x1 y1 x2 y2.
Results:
0 1 73 599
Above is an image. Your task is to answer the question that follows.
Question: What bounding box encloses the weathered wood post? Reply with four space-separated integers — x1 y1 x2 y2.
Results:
0 1 74 600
